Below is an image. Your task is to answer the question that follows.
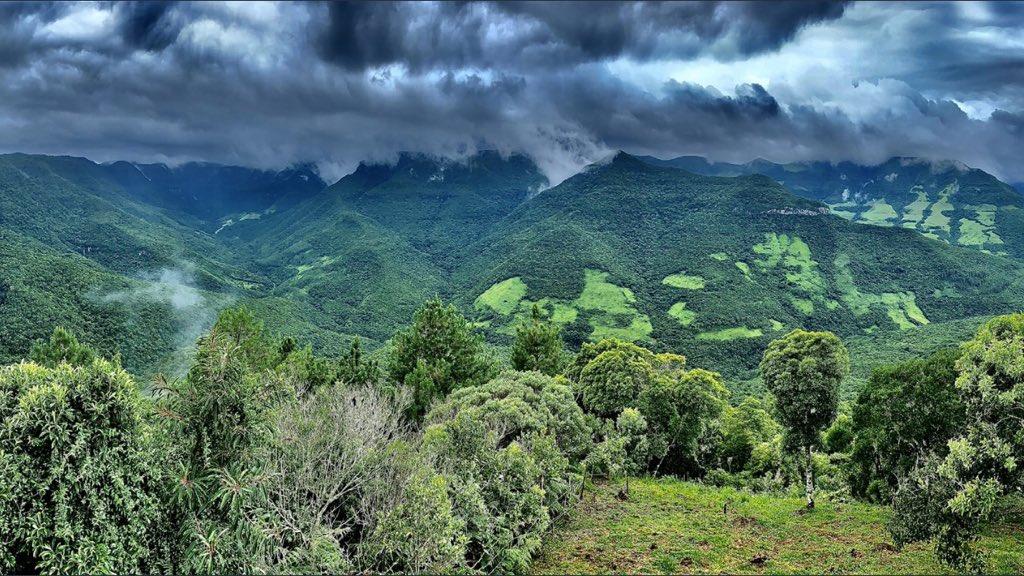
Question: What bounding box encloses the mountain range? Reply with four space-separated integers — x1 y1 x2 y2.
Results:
2 149 1022 394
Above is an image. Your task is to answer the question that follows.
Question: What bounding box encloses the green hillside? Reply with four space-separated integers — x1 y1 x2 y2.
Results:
457 153 1024 388
643 155 1024 258
221 151 547 342
0 154 265 373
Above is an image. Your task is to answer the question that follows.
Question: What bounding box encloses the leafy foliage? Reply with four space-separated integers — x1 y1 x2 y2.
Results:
890 314 1024 571
761 329 849 507
153 307 288 573
0 359 159 574
849 349 965 501
28 325 98 367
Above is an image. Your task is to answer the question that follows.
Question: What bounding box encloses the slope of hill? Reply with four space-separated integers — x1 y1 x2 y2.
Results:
4 150 1024 393
0 153 266 373
456 153 1024 389
105 160 326 228
642 155 1024 258
222 151 547 341
534 479 1024 574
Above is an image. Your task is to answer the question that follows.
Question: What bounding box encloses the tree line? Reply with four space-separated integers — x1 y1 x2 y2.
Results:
1 300 1021 573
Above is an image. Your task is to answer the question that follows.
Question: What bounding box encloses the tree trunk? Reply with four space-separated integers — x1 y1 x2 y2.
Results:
804 444 815 509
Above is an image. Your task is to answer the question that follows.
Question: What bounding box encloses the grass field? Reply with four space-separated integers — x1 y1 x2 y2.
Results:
533 479 1024 574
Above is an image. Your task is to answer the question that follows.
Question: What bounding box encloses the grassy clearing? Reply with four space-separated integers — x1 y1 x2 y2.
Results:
834 254 929 330
474 276 528 315
790 297 814 315
576 269 652 342
901 188 930 227
923 183 956 235
735 261 753 281
861 199 898 226
663 272 706 290
697 326 763 341
667 302 696 326
533 479 1024 575
958 218 991 246
709 252 729 261
957 205 1003 247
753 233 826 298
294 255 336 277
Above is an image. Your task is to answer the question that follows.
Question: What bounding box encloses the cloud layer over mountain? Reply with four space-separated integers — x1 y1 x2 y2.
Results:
0 1 1021 184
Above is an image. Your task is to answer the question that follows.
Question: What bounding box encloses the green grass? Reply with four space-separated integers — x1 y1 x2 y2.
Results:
576 269 652 342
735 261 752 281
957 205 1003 247
697 326 763 341
533 479 1024 574
752 233 826 298
474 277 528 315
709 252 729 261
901 188 930 227
922 184 955 234
834 254 928 330
667 302 696 326
790 297 814 315
861 199 898 226
662 272 705 290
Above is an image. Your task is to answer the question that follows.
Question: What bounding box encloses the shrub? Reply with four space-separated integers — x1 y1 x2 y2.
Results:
0 359 159 574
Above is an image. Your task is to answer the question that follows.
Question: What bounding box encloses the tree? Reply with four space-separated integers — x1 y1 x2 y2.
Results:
336 337 381 388
389 298 493 420
564 338 656 384
427 370 590 462
849 349 964 501
760 329 848 509
154 307 288 573
576 347 653 418
28 326 97 367
259 382 412 573
637 367 728 475
890 314 1024 571
511 304 564 375
719 396 782 473
0 359 159 574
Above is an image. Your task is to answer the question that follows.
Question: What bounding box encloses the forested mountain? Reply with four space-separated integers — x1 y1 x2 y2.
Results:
0 154 264 372
455 153 1024 390
642 154 1024 258
107 160 326 226
3 150 1024 393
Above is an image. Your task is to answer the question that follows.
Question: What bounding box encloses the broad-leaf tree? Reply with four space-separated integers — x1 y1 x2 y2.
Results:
0 358 159 574
890 314 1024 571
760 329 849 509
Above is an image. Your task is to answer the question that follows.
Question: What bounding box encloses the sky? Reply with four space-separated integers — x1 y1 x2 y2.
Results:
0 1 1022 184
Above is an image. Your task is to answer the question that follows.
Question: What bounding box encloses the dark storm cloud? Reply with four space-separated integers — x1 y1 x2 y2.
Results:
316 1 849 71
118 1 183 51
0 1 1022 185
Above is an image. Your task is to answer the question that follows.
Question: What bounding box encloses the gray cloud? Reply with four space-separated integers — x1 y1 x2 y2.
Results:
0 1 1022 184
316 1 848 71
